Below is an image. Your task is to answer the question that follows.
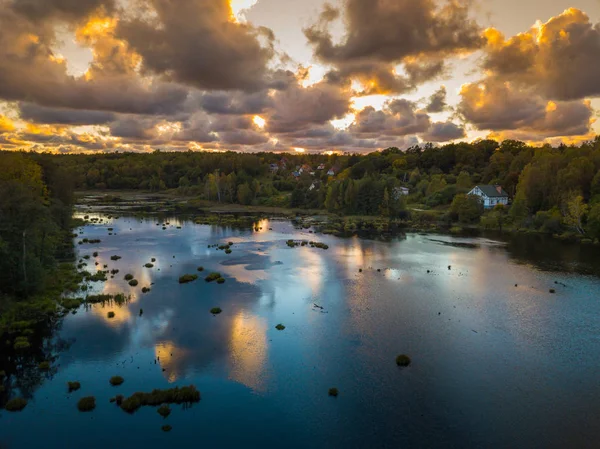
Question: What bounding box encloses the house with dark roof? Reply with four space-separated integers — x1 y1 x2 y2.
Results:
468 185 509 208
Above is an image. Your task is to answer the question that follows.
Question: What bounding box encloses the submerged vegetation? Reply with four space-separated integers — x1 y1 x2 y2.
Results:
328 388 339 397
204 272 222 282
396 354 412 367
275 324 286 331
119 385 201 414
157 405 171 418
68 381 81 392
210 307 222 315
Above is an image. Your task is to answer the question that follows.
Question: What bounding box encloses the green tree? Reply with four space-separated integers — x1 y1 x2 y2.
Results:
451 194 484 224
586 203 600 240
562 195 589 234
237 183 253 205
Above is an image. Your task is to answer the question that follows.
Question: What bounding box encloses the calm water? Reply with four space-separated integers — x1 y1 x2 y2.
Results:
1 215 600 449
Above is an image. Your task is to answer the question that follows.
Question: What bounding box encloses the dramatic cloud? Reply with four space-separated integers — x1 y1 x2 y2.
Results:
266 80 351 133
350 99 431 137
425 86 448 113
116 0 275 91
482 8 600 101
11 0 114 21
459 79 594 138
305 0 483 94
19 103 116 125
421 121 465 142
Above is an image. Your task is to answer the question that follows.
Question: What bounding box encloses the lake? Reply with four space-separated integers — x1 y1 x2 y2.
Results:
1 214 600 449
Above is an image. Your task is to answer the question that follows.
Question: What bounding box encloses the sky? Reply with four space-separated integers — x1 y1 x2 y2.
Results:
0 0 599 154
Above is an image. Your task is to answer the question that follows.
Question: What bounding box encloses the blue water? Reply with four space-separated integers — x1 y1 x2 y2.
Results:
1 215 600 448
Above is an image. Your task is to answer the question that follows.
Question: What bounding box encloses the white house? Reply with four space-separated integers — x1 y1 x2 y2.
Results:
468 185 509 208
392 186 410 200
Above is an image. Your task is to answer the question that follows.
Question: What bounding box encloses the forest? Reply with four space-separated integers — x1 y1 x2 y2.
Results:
18 137 600 241
0 152 79 327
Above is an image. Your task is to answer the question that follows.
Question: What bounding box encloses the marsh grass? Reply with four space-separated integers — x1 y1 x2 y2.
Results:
145 263 154 268
210 307 222 315
128 279 139 286
38 361 51 371
5 398 27 411
161 425 172 432
216 277 225 284
328 388 338 397
107 311 115 318
120 385 200 414
68 381 81 392
204 272 221 282
275 324 285 330
110 376 124 386
77 396 96 412
178 274 198 284
124 274 134 281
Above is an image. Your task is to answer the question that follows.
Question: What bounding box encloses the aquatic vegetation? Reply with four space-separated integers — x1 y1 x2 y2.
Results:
110 255 121 261
178 274 198 284
216 277 226 284
86 293 112 303
145 263 154 268
313 242 329 250
119 385 201 414
139 308 143 316
142 287 151 293
110 376 124 386
87 271 108 282
68 381 81 392
210 307 222 315
328 388 338 397
5 398 28 411
124 274 134 281
13 336 30 350
197 266 204 272
275 324 286 330
77 396 96 412
38 361 51 371
205 272 221 282
162 425 172 432
93 252 98 257
157 405 171 418
115 395 124 406
225 249 232 254
395 354 411 367
151 258 156 262
128 279 139 286
60 297 83 309
549 289 556 293
107 311 115 319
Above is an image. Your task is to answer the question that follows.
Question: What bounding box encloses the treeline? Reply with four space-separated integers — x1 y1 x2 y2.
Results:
0 153 75 300
8 136 600 239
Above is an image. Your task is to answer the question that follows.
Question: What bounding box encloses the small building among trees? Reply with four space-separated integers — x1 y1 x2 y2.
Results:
468 185 509 208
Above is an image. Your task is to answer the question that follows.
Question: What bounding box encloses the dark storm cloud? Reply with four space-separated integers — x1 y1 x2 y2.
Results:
482 8 600 101
19 103 116 125
195 91 272 116
116 0 275 92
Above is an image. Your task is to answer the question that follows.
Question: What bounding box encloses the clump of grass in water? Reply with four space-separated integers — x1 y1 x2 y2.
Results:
110 255 121 261
110 376 124 386
119 385 201 414
204 272 221 282
142 287 151 293
128 279 139 287
162 425 172 432
225 249 232 254
145 263 154 268
124 274 134 281
13 336 30 350
210 307 222 315
197 266 204 272
216 277 225 284
68 381 81 392
107 311 115 319
77 396 96 412
549 289 556 294
395 354 411 367
157 405 171 418
275 324 285 331
38 361 51 371
178 274 198 284
5 398 28 411
328 388 338 397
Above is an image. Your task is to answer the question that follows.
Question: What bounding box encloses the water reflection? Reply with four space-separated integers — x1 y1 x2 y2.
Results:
228 311 268 391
